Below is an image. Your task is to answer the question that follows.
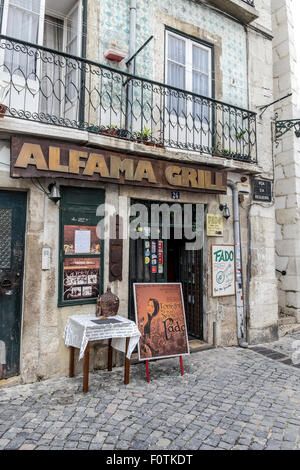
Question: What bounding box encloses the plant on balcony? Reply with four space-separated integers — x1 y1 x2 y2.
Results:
102 125 130 138
135 126 156 146
0 85 9 118
102 125 118 136
236 130 247 140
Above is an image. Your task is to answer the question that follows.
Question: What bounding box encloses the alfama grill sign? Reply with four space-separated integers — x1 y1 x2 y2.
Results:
10 136 227 194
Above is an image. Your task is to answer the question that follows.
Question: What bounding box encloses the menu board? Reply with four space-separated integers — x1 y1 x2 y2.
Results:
63 258 100 301
211 245 235 297
133 283 189 361
64 225 100 255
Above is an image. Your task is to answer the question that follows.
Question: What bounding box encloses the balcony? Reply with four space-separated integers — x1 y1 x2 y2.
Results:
0 35 257 165
207 0 259 24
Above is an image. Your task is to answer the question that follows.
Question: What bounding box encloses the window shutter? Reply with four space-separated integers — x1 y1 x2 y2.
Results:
109 215 123 282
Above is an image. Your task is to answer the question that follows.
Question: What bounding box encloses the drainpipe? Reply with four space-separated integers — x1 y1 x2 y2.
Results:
227 180 248 348
126 0 136 131
79 0 88 128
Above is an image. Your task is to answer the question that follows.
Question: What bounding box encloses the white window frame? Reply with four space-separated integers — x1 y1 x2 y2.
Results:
63 0 82 114
1 0 45 45
165 29 212 115
0 0 45 112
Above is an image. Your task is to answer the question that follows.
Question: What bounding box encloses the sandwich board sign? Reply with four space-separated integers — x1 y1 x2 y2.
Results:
211 245 235 297
133 283 190 361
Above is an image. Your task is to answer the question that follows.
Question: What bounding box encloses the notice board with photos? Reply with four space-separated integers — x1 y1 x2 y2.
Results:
133 283 190 361
211 245 235 297
59 187 105 306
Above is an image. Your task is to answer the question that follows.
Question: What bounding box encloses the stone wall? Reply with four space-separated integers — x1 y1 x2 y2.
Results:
273 0 300 323
0 0 280 384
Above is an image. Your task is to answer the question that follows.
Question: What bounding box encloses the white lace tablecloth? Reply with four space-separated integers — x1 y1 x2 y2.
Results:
63 314 141 360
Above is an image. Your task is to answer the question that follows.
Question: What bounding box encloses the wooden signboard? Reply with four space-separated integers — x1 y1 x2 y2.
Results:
211 245 235 297
10 136 227 194
133 283 189 361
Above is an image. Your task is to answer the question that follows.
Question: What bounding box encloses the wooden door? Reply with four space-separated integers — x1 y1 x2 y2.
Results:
0 191 27 380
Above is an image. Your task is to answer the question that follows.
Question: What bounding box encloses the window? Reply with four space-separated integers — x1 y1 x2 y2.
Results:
59 187 105 307
0 0 82 121
166 30 212 120
2 0 45 76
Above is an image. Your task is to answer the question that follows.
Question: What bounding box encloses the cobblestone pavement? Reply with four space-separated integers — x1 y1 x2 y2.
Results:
0 337 300 450
254 331 300 360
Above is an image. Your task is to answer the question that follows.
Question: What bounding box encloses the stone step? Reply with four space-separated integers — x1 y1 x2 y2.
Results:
278 323 300 337
278 315 297 326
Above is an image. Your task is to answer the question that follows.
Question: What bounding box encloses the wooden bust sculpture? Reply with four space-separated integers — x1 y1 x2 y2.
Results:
96 286 119 319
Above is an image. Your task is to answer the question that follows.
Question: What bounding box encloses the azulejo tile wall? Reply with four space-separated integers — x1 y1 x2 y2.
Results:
99 0 248 109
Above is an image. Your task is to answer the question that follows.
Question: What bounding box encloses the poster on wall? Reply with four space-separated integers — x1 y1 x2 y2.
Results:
64 225 100 255
206 214 223 237
63 258 100 301
133 283 190 361
211 245 235 298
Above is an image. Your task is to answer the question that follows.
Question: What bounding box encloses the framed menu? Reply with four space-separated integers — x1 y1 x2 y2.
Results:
63 258 100 301
64 225 100 255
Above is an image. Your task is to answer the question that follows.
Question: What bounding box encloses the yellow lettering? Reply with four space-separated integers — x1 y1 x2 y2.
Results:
181 168 198 188
134 161 157 183
110 156 134 180
197 170 205 189
14 143 48 170
83 153 110 177
165 166 182 186
69 150 88 174
49 146 68 173
205 171 226 191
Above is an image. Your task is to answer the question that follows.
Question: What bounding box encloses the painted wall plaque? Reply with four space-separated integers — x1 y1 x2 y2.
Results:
211 245 235 298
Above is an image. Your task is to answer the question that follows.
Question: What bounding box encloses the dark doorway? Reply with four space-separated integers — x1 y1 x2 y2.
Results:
167 236 203 339
128 199 203 339
0 191 27 380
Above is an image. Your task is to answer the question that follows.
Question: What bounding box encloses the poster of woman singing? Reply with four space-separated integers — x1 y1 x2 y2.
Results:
133 283 190 361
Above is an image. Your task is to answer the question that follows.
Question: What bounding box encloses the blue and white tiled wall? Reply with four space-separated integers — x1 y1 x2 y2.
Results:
99 0 248 109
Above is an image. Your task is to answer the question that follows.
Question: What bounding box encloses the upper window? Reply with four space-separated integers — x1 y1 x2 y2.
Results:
165 30 212 120
2 0 45 75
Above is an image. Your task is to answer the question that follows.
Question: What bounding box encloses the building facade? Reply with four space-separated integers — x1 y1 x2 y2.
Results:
272 0 300 332
0 0 278 385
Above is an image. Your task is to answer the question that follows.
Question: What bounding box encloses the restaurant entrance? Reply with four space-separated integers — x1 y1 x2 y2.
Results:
128 199 204 339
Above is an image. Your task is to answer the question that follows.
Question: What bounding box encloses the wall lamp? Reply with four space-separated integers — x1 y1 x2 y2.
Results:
48 182 61 204
219 203 230 220
31 178 61 204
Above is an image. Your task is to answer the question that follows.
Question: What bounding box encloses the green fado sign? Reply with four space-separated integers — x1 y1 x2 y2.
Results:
211 245 235 298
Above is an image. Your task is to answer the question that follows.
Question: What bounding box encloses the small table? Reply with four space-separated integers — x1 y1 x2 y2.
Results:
64 314 141 392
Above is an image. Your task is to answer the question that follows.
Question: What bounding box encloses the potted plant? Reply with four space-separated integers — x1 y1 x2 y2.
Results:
0 85 9 118
102 125 118 136
236 130 247 140
135 126 155 146
87 124 101 133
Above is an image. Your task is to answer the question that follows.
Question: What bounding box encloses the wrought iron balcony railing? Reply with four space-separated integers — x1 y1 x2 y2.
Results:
0 35 257 164
241 0 255 6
